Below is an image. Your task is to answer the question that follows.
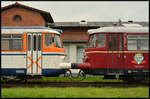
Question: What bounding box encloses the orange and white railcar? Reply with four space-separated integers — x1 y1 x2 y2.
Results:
1 26 67 80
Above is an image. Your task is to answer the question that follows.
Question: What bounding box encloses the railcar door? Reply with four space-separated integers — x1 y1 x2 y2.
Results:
107 33 124 74
27 33 42 75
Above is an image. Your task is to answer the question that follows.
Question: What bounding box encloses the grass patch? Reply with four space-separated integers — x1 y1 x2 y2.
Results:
2 86 149 98
41 76 124 82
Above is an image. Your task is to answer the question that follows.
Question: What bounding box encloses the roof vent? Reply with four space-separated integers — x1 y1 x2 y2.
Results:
113 22 117 26
80 20 87 25
128 20 133 23
118 18 122 26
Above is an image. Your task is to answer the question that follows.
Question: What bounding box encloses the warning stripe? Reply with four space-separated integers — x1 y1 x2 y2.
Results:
27 56 41 69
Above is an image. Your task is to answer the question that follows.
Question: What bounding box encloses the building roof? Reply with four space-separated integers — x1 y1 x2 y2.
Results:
1 2 54 23
52 21 148 42
50 21 149 28
62 33 88 42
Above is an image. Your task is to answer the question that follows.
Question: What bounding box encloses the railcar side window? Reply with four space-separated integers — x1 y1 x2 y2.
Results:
97 34 106 47
54 34 62 48
127 40 137 50
140 40 149 50
88 34 96 48
127 35 149 51
45 34 53 47
1 34 23 51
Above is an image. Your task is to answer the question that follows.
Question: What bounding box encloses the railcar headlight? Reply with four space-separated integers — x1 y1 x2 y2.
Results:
128 70 132 73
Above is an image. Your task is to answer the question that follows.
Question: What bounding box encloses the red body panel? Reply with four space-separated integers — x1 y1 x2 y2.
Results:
87 53 107 68
124 52 149 69
84 32 149 73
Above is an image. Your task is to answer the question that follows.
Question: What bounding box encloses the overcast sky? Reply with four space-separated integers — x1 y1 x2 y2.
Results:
1 1 149 22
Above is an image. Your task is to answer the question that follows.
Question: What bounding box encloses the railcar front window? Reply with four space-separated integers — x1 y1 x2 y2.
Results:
88 34 96 48
54 34 62 48
1 34 23 51
97 34 106 47
45 34 53 47
127 35 149 51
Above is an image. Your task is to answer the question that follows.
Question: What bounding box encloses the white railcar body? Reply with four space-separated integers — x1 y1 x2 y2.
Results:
1 26 66 77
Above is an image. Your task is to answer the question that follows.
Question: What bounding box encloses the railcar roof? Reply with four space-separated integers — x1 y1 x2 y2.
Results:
88 26 149 34
1 26 62 34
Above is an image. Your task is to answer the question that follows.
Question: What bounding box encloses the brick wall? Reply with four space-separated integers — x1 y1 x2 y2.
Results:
1 7 46 26
62 28 88 40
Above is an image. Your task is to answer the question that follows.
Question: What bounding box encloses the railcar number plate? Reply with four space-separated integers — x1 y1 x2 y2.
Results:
16 70 24 73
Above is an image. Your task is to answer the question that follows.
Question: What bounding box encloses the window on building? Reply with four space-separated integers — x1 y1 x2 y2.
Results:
45 34 53 47
63 45 70 62
77 46 86 63
1 34 23 51
97 34 106 47
127 35 149 51
88 34 97 48
54 34 62 48
13 15 22 22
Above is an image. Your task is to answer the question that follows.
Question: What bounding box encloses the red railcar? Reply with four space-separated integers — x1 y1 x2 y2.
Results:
73 24 149 81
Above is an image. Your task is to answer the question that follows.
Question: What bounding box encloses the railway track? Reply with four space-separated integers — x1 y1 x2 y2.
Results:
1 81 148 88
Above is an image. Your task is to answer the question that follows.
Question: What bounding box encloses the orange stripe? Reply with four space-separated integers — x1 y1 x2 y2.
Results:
27 62 34 69
27 56 33 61
35 63 41 69
42 47 65 52
27 56 33 69
23 33 27 51
35 56 41 69
27 56 41 69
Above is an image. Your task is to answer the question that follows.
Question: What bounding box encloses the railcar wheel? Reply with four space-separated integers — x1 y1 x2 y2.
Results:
78 70 86 80
2 76 25 82
64 69 72 79
69 70 86 81
132 76 145 83
122 76 145 83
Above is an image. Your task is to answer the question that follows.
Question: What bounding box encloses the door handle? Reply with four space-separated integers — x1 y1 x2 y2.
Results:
118 54 120 58
124 56 126 59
